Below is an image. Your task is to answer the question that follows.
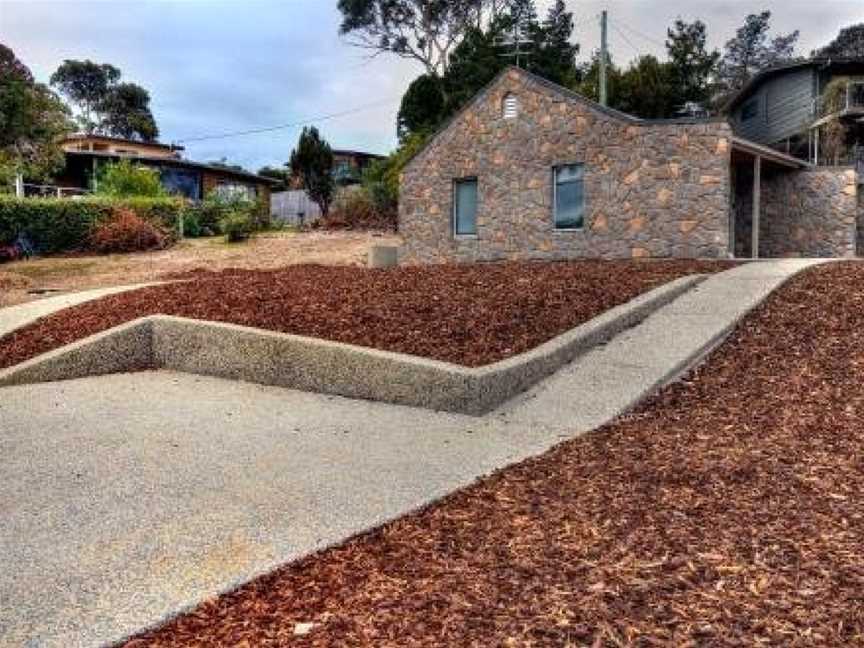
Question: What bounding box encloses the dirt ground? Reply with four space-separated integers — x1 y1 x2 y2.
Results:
124 262 864 647
0 231 400 307
0 260 734 370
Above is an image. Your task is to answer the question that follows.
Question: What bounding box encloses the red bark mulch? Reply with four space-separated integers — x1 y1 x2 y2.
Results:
0 259 733 370
122 262 864 647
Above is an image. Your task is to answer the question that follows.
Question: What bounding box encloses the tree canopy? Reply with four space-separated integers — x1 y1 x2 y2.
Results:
50 59 159 141
714 11 799 100
395 0 581 140
0 44 72 186
97 83 158 142
337 0 496 75
814 23 864 59
290 127 335 215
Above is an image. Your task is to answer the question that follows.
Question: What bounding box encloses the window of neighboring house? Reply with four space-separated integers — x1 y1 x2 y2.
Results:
215 181 256 201
161 167 202 200
741 97 759 122
333 159 355 184
502 93 519 119
553 164 585 230
453 178 478 236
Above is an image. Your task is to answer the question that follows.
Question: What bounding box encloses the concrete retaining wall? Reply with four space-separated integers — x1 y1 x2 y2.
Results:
0 275 704 414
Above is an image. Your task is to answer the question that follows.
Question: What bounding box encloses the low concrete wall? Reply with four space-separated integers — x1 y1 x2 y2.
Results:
0 320 153 386
0 275 704 414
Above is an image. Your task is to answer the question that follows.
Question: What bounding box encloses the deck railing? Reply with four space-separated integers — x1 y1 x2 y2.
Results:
816 80 864 119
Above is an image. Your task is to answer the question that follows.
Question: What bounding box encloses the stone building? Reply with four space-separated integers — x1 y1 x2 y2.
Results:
398 66 861 264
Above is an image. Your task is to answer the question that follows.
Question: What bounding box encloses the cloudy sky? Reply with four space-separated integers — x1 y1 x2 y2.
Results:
2 0 861 172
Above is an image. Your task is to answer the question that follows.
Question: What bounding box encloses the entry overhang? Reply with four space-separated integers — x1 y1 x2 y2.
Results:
730 136 811 169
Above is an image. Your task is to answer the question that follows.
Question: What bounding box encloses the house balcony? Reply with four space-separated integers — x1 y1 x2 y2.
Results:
814 80 864 124
809 80 864 167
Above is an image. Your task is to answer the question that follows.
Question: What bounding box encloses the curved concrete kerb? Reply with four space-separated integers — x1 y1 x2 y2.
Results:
0 282 165 338
0 275 704 414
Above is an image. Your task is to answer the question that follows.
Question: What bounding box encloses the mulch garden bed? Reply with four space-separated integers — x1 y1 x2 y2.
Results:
121 261 864 647
0 259 733 371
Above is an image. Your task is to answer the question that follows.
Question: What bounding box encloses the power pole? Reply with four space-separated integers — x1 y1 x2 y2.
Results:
599 10 608 107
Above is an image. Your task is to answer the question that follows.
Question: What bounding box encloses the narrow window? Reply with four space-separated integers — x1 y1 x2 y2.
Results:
453 178 478 236
502 93 519 119
741 97 759 122
554 164 584 230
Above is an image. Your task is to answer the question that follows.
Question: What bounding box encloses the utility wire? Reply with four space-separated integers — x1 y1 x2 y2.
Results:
175 96 399 144
616 19 666 50
611 23 643 59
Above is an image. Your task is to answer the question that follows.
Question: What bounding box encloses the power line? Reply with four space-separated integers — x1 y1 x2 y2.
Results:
175 96 400 144
616 19 666 50
611 23 643 59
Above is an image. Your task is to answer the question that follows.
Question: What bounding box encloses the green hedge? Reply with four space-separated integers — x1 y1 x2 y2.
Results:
0 197 186 254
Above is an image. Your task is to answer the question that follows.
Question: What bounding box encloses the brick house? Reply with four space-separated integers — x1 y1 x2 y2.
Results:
398 66 861 263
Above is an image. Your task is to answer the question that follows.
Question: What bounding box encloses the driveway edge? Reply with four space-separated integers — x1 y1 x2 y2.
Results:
0 274 704 414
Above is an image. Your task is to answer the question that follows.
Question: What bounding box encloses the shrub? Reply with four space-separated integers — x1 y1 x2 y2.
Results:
321 186 397 231
192 191 263 242
220 211 255 242
89 208 171 253
179 208 202 238
95 159 168 198
0 196 185 254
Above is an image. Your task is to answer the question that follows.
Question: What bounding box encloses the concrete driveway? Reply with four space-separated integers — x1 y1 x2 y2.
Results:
0 259 825 646
0 371 565 647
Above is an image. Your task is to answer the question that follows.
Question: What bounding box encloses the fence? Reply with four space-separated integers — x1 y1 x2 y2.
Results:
270 190 321 226
22 182 90 199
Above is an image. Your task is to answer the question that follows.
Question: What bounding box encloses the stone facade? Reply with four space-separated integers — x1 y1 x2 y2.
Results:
399 67 733 264
858 183 864 256
760 167 858 258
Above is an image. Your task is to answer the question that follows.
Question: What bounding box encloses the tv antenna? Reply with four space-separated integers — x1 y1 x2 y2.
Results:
496 18 534 68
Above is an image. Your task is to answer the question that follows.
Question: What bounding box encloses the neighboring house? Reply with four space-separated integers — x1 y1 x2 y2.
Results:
55 134 278 203
276 149 384 224
331 150 384 186
399 66 862 264
725 58 864 166
287 149 384 189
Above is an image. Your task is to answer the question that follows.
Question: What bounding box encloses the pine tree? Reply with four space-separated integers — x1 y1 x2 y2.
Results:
665 19 719 110
290 127 335 216
534 0 580 86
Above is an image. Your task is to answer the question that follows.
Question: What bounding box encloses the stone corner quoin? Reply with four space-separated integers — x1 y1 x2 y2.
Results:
397 67 734 265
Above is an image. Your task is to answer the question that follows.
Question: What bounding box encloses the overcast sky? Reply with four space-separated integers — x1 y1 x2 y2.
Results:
2 0 861 171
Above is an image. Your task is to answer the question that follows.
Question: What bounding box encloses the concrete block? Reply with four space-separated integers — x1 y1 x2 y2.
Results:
368 245 399 268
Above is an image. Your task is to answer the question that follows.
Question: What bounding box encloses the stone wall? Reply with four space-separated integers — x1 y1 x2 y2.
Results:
858 182 864 256
399 68 733 264
760 167 858 258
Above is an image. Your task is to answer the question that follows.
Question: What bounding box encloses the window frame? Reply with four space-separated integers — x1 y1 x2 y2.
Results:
452 177 479 237
552 163 585 232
